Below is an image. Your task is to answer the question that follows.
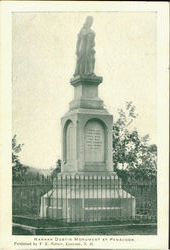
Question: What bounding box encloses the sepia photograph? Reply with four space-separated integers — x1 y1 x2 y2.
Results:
0 1 169 249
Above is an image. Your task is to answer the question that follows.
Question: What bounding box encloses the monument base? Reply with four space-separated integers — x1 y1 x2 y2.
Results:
40 174 136 223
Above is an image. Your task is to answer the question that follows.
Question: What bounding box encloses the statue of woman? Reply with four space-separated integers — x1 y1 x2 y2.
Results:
74 16 96 77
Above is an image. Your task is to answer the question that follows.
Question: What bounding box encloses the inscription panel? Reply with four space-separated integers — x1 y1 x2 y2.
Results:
85 120 105 163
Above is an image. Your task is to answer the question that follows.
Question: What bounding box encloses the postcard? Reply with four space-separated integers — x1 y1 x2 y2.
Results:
0 1 169 249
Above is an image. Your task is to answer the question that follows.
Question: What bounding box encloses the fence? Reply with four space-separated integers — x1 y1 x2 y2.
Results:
13 175 157 227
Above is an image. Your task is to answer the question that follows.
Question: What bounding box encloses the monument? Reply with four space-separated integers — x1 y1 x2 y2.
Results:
40 16 135 223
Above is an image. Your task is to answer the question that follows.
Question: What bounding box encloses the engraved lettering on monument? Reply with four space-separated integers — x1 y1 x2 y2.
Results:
86 129 102 149
85 120 104 163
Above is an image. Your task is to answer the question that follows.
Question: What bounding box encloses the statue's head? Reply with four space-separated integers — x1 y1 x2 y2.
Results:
84 16 93 28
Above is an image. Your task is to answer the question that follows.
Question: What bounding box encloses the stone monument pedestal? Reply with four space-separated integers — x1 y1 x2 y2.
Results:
61 76 114 174
40 173 135 222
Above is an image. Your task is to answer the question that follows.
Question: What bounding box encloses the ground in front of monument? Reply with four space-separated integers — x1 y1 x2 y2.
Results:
13 223 157 235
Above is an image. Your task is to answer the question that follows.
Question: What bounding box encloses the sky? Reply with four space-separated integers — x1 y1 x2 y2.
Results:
12 12 157 169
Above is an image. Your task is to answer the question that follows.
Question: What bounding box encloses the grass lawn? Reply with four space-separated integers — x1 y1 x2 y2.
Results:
13 224 157 235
